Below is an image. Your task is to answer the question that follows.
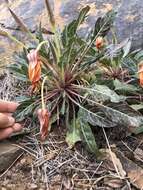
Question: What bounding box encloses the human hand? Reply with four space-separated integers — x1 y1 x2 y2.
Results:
0 100 23 140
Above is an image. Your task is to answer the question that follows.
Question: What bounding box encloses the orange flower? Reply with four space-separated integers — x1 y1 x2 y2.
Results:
37 108 50 141
27 50 41 91
138 62 143 87
95 36 104 49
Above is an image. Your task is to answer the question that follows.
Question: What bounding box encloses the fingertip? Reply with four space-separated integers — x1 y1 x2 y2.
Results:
12 123 23 132
0 114 15 128
0 128 13 140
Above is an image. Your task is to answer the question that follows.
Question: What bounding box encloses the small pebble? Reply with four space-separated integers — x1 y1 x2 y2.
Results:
30 183 38 189
1 187 7 190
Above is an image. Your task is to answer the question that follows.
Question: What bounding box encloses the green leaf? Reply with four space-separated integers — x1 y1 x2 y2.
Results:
76 6 90 28
79 108 116 128
49 40 58 64
100 102 143 128
123 39 131 58
89 84 125 103
78 117 99 155
133 125 143 134
8 53 29 81
13 97 37 121
130 104 143 111
66 119 81 148
92 10 116 39
114 79 139 93
62 6 90 47
78 101 143 129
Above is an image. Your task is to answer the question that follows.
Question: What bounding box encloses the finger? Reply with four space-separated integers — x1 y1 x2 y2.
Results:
4 113 12 116
0 113 15 128
0 127 13 140
12 123 23 132
0 100 19 113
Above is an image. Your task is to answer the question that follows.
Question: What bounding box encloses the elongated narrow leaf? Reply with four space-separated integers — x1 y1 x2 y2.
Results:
66 119 81 148
13 97 37 121
62 6 90 47
79 118 99 155
92 10 116 39
131 104 143 111
49 40 58 64
123 39 131 58
133 125 143 134
0 28 8 37
8 53 29 81
76 6 90 29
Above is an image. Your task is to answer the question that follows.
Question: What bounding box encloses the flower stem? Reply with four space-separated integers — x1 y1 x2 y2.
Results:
36 41 49 52
41 76 48 110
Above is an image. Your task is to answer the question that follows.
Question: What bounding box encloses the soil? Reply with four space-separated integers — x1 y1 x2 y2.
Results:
0 125 142 190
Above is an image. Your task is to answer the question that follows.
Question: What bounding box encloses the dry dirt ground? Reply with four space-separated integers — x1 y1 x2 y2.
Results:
0 74 143 190
0 126 143 190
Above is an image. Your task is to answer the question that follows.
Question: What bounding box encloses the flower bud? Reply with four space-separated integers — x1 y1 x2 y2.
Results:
95 36 104 49
37 108 50 141
138 62 143 87
27 50 41 91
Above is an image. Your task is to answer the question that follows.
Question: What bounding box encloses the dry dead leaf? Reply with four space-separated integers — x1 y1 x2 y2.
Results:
134 148 143 162
45 151 57 161
20 155 33 165
101 148 126 178
115 150 143 189
104 177 124 188
62 176 72 189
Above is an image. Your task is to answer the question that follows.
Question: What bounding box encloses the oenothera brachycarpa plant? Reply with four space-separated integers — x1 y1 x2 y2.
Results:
1 0 143 155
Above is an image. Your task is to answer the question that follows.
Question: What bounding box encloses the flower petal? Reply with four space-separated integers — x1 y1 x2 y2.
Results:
37 108 50 141
27 50 41 90
138 63 143 87
95 36 104 49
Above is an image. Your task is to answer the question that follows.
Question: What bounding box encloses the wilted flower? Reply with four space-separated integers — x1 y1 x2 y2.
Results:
37 108 50 141
138 62 143 87
27 50 41 91
95 36 104 49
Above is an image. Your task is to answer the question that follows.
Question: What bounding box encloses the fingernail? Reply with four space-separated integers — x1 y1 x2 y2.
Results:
8 117 15 126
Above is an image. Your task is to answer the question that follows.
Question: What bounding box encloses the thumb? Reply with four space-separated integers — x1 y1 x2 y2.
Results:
0 113 15 128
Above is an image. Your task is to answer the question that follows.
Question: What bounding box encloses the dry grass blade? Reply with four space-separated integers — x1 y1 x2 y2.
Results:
41 27 54 35
102 127 126 179
0 27 27 48
45 0 55 28
8 8 30 33
4 0 9 3
0 28 8 37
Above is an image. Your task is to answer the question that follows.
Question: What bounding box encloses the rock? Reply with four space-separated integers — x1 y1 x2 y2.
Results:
30 183 38 189
0 141 23 173
1 188 7 190
0 0 143 66
61 0 143 50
